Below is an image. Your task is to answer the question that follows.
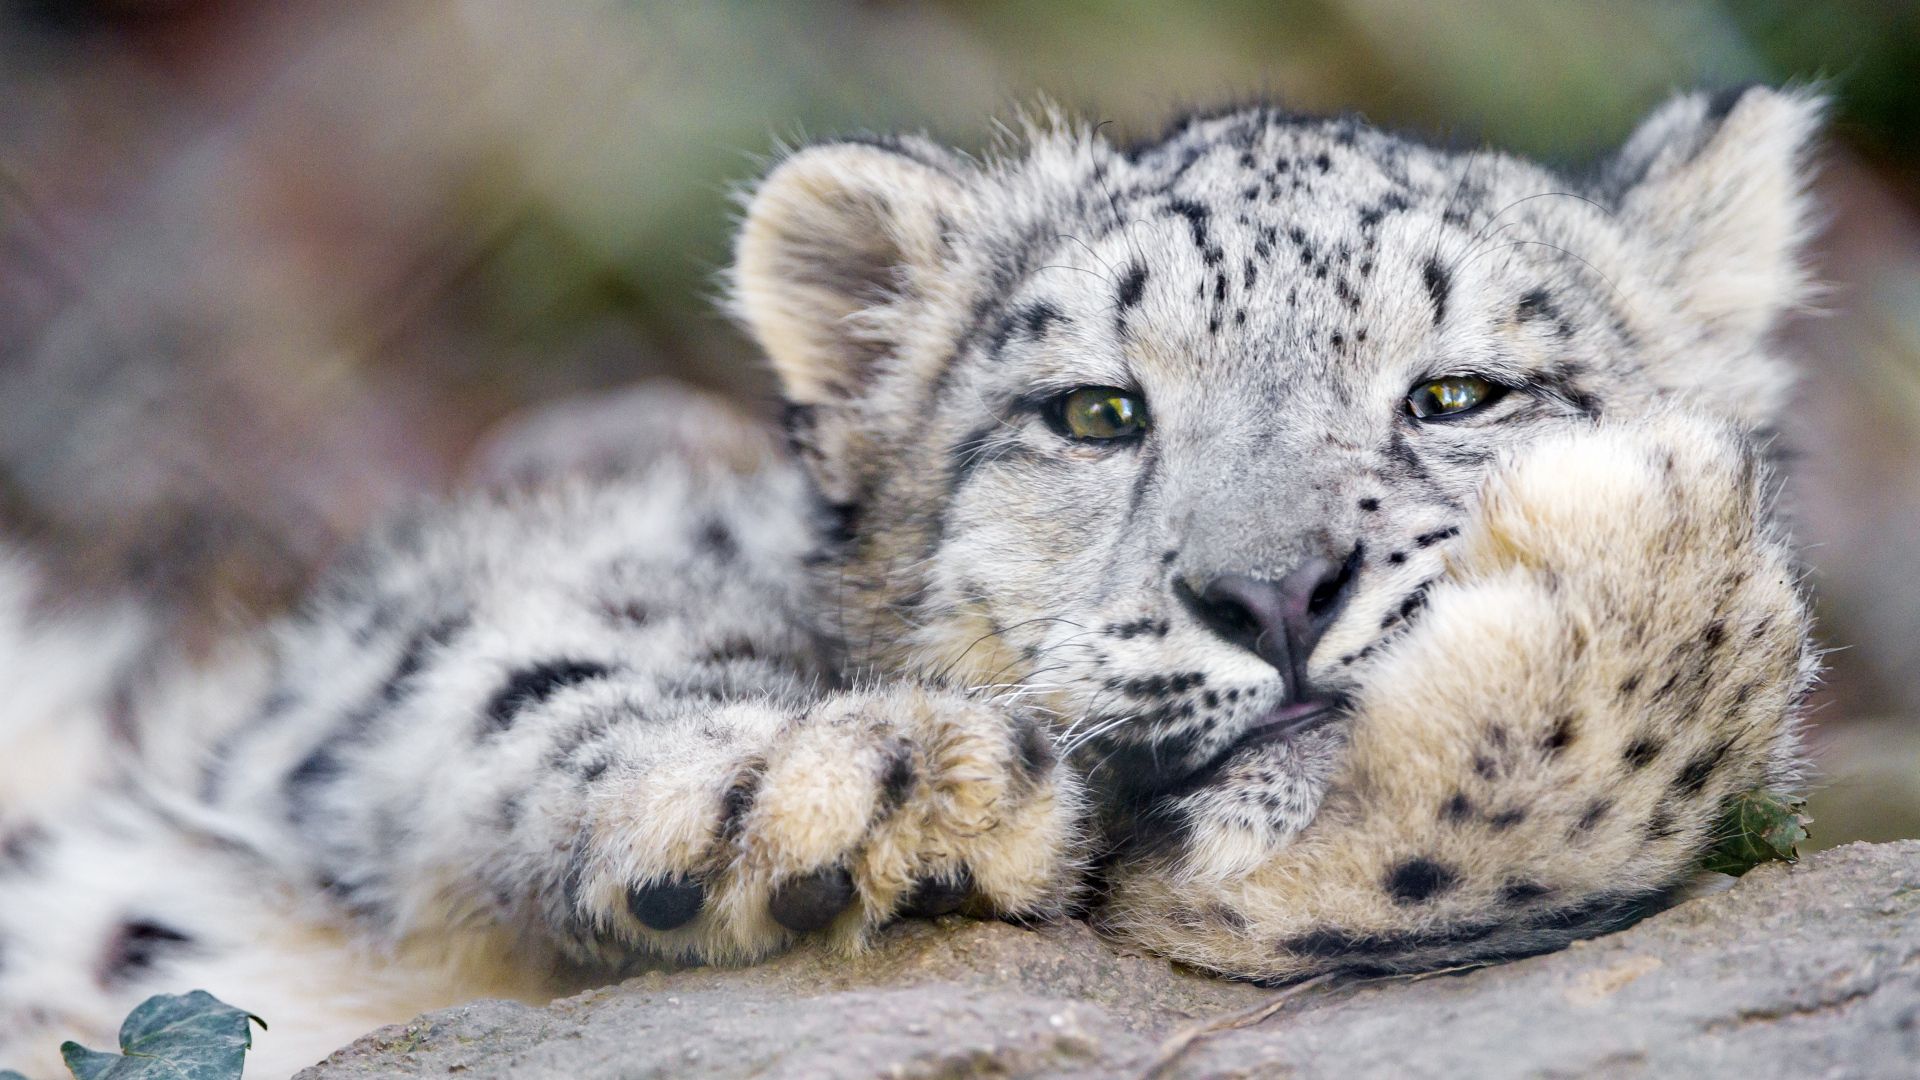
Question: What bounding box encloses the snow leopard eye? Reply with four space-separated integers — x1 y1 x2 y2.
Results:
1054 387 1150 441
1406 375 1506 420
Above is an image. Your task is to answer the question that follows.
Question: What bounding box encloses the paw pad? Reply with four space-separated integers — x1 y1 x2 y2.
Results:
768 866 855 932
900 869 973 918
627 877 705 930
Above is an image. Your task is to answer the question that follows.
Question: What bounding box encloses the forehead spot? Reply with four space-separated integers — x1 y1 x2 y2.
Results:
1421 258 1451 326
1117 263 1149 310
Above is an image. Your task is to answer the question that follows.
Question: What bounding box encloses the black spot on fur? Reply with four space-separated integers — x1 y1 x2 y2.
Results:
1397 586 1431 619
1645 804 1680 840
1384 858 1458 904
878 741 918 812
98 919 195 987
0 823 48 875
1358 497 1379 512
1542 714 1578 757
283 746 344 826
1618 673 1643 699
1622 734 1665 770
950 420 1024 493
628 878 706 931
1163 198 1213 252
1488 807 1528 830
1500 880 1552 905
1018 301 1065 340
485 660 614 732
1702 619 1727 651
1012 717 1057 782
1675 738 1734 798
377 616 466 704
1535 369 1603 420
701 638 765 664
1387 429 1432 485
700 519 738 561
1441 792 1474 823
1413 526 1459 548
1421 258 1451 325
1116 263 1149 315
1112 673 1205 697
1387 550 1407 565
1516 287 1557 323
1575 798 1613 832
1281 918 1500 962
721 769 763 839
601 598 652 626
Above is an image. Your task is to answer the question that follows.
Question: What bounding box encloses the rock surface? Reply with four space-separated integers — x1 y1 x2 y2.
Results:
299 841 1920 1079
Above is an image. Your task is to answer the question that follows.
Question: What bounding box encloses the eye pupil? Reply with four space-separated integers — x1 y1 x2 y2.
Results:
1059 387 1148 440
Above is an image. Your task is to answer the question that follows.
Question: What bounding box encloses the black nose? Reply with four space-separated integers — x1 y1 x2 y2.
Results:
1178 550 1360 687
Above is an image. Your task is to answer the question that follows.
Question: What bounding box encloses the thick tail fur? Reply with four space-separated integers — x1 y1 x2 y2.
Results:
0 552 508 1079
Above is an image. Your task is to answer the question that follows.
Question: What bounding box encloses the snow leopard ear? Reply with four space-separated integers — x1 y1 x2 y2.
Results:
732 139 972 408
1608 85 1826 350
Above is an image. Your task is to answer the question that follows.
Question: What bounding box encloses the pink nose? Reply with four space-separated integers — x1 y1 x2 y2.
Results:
1179 552 1358 690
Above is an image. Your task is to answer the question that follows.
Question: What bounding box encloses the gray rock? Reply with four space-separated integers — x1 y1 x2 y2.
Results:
299 841 1920 1080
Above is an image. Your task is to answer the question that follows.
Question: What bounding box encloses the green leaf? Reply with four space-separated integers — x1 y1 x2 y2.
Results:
57 991 264 1080
1700 789 1811 877
2 1069 33 1080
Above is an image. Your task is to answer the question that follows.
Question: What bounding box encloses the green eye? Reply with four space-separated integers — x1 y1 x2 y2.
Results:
1406 375 1503 419
1057 387 1149 441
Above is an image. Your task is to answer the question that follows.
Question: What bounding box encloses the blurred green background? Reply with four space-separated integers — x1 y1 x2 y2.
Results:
1 0 1916 847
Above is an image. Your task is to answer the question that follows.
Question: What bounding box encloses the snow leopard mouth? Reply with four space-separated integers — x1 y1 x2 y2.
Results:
1161 692 1350 792
1231 694 1349 751
1182 691 1351 776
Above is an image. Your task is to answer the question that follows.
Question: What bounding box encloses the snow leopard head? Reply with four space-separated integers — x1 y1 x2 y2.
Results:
730 86 1822 804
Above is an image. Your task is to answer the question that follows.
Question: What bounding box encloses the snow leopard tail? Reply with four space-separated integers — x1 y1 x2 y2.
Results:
0 548 449 1079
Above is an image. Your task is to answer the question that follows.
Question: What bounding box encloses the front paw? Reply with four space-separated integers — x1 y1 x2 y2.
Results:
560 686 1084 963
1339 412 1813 877
1098 413 1814 982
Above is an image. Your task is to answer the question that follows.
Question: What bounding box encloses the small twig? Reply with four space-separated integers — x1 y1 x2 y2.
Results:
1139 973 1339 1079
1396 961 1489 983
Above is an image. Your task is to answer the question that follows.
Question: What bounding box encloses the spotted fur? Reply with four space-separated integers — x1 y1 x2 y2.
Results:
0 87 1822 1075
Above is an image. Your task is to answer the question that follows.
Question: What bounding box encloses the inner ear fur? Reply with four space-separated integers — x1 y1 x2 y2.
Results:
1610 85 1826 345
731 140 972 408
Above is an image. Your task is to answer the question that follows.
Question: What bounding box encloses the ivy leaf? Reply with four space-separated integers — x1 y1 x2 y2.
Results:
1700 789 1811 877
58 991 264 1080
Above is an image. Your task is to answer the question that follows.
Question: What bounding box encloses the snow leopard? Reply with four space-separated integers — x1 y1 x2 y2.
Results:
0 85 1822 1076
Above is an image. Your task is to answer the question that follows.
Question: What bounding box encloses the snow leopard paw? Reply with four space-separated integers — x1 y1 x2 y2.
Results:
556 685 1085 963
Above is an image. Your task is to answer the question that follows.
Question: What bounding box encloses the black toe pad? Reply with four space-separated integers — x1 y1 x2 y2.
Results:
768 866 856 933
628 877 706 931
901 869 973 918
